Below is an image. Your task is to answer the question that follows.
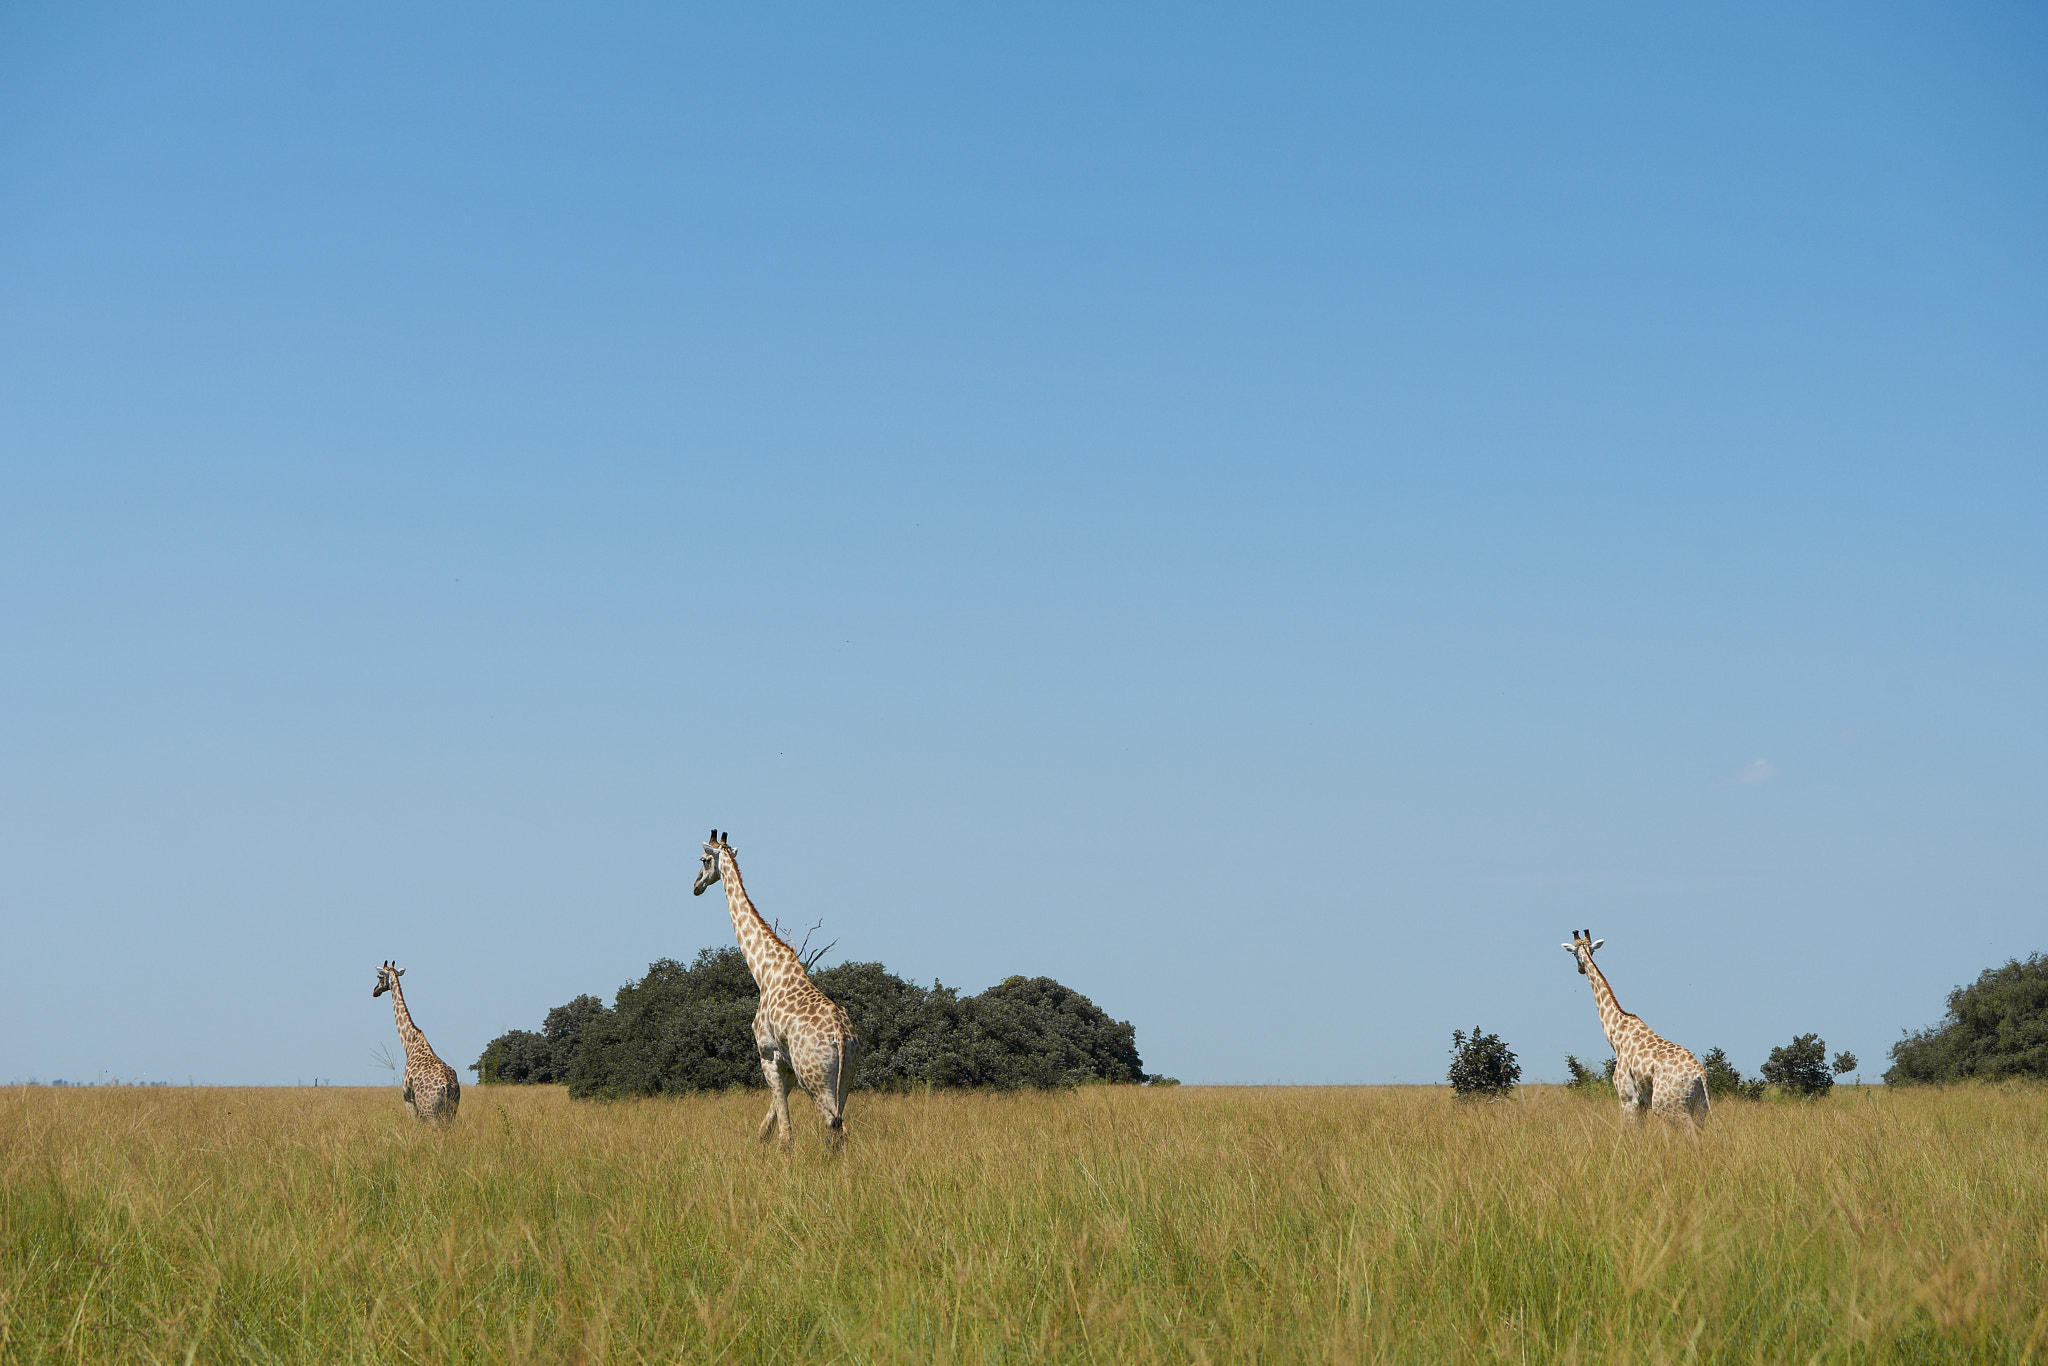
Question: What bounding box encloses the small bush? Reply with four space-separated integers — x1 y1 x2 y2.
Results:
1700 1046 1753 1100
1761 1033 1834 1098
1448 1027 1520 1099
1562 1053 1615 1097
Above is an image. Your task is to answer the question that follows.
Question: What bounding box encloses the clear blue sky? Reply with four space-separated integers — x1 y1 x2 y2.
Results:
2 4 2041 1087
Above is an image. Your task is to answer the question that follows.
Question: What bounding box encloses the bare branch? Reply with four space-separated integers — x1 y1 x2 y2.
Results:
774 917 839 975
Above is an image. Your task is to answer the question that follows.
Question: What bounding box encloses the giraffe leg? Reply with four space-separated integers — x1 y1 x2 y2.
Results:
1616 1068 1649 1122
804 1038 851 1146
757 1048 794 1148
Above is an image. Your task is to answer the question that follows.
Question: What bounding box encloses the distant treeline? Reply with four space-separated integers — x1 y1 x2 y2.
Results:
1556 949 2047 1094
475 947 1151 1099
1886 952 2048 1085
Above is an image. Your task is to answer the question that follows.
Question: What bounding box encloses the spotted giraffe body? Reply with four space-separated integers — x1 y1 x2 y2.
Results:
372 961 461 1125
693 831 857 1148
1563 931 1709 1127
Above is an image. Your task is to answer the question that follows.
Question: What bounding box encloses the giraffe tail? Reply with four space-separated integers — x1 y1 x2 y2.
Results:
827 1034 855 1134
1686 1075 1710 1125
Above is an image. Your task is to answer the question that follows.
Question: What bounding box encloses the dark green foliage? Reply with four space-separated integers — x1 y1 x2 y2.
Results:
473 993 605 1084
1886 952 2048 1085
567 950 765 1098
1761 1033 1833 1097
1700 1046 1762 1100
811 959 983 1091
1710 1044 1768 1101
472 1031 546 1085
1448 1027 1520 1098
961 975 1147 1088
1832 1051 1858 1077
475 947 1148 1099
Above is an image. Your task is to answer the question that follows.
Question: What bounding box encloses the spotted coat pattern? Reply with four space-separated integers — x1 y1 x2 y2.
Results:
1565 932 1709 1127
695 833 857 1148
373 961 461 1125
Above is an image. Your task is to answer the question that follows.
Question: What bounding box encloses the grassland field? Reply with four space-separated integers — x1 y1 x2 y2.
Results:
2 1081 2044 1364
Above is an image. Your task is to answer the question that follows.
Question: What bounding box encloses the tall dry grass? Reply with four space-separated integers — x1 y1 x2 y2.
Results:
2 1081 2043 1363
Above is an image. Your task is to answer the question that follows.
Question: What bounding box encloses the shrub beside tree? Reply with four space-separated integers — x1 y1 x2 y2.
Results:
1886 952 2048 1084
1448 1027 1520 1098
1562 1040 1855 1103
1562 1053 1615 1096
475 946 1148 1098
1699 1046 1760 1101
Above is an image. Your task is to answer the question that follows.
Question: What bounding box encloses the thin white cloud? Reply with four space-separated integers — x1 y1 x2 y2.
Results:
1727 759 1779 786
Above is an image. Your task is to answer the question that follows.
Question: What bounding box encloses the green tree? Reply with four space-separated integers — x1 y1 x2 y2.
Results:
1448 1027 1520 1098
473 993 606 1084
1760 1032 1833 1097
476 947 1148 1098
1699 1046 1751 1100
958 976 1147 1088
808 959 960 1090
473 1030 547 1085
568 950 762 1098
1886 952 2048 1084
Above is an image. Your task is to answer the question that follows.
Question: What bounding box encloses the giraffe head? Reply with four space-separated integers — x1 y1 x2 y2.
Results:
1561 929 1604 975
372 960 406 997
693 829 732 896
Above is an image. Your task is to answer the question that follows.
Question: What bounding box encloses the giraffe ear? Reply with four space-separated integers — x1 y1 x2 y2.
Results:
1590 939 1603 952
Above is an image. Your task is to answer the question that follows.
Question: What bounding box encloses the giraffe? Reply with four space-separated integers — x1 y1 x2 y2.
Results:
372 960 462 1125
1561 930 1710 1127
693 830 857 1148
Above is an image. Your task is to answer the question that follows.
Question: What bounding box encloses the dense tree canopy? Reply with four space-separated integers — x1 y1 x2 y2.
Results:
1886 952 2048 1085
1447 1027 1519 1098
474 947 1148 1099
473 994 605 1085
1760 1033 1834 1097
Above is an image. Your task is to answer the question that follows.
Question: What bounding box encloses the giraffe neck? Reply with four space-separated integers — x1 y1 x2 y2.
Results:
719 854 804 991
1583 956 1631 1043
386 981 427 1050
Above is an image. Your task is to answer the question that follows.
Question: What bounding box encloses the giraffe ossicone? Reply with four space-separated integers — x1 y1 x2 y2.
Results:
1562 930 1709 1127
694 828 858 1148
373 959 462 1125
